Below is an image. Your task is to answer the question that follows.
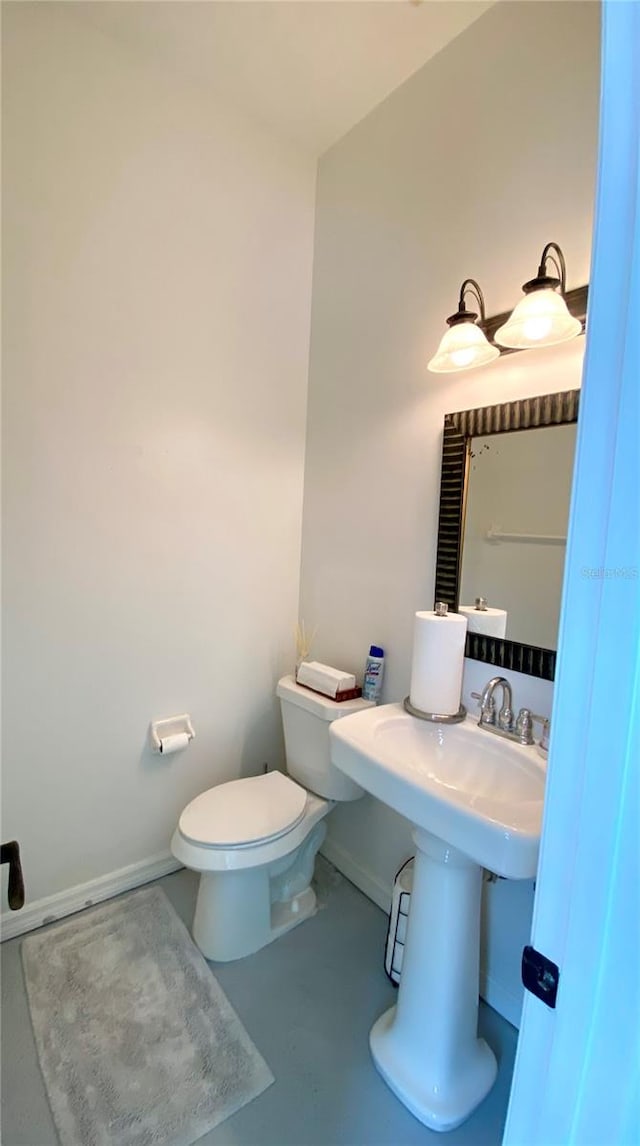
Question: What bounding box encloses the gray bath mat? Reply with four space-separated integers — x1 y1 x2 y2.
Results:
21 885 274 1146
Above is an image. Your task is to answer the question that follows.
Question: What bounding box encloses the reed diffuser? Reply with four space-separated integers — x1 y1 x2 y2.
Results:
294 620 317 678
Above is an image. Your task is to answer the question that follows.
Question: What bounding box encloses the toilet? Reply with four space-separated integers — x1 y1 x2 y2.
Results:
171 675 372 962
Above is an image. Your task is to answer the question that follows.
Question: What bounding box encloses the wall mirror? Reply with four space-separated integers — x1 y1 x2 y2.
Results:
434 390 579 681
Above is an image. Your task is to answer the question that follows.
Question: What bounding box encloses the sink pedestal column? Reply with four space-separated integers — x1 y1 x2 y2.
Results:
370 828 497 1131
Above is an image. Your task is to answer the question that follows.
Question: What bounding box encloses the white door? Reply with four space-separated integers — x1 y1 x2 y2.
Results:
503 3 640 1143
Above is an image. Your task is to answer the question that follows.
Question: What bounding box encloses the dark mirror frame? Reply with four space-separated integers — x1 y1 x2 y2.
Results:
434 389 580 681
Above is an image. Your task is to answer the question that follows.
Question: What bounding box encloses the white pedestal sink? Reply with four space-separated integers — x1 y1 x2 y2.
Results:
329 704 546 1132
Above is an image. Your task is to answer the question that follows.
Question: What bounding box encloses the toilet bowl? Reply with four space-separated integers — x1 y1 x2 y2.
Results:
171 675 372 962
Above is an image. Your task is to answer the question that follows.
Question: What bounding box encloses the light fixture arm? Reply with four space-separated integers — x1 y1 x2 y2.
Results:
524 241 568 295
448 278 488 327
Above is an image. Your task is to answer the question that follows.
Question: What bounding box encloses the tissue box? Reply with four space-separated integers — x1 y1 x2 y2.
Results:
296 661 358 699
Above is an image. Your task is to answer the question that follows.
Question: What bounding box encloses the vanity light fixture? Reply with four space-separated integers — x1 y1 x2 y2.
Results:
494 242 582 350
427 279 500 374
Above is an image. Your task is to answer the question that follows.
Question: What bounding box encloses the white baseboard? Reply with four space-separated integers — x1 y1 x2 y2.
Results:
321 836 392 914
0 853 183 942
321 837 521 1031
479 970 522 1031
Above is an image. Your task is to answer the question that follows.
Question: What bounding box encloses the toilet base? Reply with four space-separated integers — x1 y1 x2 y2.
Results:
271 885 318 941
192 822 326 961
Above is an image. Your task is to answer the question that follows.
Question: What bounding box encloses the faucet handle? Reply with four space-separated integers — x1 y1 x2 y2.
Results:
515 708 535 745
515 709 549 747
471 691 495 725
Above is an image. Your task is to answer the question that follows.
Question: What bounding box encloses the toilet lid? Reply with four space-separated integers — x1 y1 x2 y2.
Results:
178 771 308 848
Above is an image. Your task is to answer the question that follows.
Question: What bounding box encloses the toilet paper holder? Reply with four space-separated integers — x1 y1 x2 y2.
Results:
149 714 196 753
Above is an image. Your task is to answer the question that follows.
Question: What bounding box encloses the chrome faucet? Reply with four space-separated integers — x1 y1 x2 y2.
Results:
477 676 514 731
471 676 548 747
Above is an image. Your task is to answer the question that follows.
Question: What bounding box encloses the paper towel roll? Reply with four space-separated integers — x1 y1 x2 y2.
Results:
409 610 468 716
459 605 508 639
159 732 190 755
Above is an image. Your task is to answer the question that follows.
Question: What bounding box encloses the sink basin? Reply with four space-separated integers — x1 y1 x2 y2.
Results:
330 703 545 879
329 703 547 1132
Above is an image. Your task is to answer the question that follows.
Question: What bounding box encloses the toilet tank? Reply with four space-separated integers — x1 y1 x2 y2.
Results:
276 675 372 801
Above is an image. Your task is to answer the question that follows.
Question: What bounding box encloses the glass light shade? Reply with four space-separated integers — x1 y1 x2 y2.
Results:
428 320 500 374
494 287 582 349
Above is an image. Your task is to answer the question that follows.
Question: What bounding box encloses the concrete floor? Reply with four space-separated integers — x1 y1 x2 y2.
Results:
1 860 518 1146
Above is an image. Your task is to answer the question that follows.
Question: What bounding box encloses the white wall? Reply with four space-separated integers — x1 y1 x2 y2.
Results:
301 0 599 1026
460 423 578 648
1 5 316 908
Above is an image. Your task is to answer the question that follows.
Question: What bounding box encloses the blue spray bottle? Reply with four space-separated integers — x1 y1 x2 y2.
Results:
362 645 385 702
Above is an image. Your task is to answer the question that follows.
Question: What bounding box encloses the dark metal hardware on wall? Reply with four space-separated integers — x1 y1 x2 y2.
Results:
522 944 560 1009
1 840 25 911
433 389 580 682
449 279 489 328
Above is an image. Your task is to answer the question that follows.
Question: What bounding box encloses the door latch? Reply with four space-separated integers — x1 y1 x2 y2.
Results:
522 944 559 1009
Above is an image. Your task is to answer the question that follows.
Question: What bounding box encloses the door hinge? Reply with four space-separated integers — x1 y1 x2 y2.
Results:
522 944 560 1009
1 840 25 910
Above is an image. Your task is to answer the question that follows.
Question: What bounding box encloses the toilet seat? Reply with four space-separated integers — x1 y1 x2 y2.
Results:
178 771 308 849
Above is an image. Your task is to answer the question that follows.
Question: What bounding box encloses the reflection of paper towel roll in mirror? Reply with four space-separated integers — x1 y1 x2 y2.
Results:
459 605 508 639
409 610 468 716
159 733 190 755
